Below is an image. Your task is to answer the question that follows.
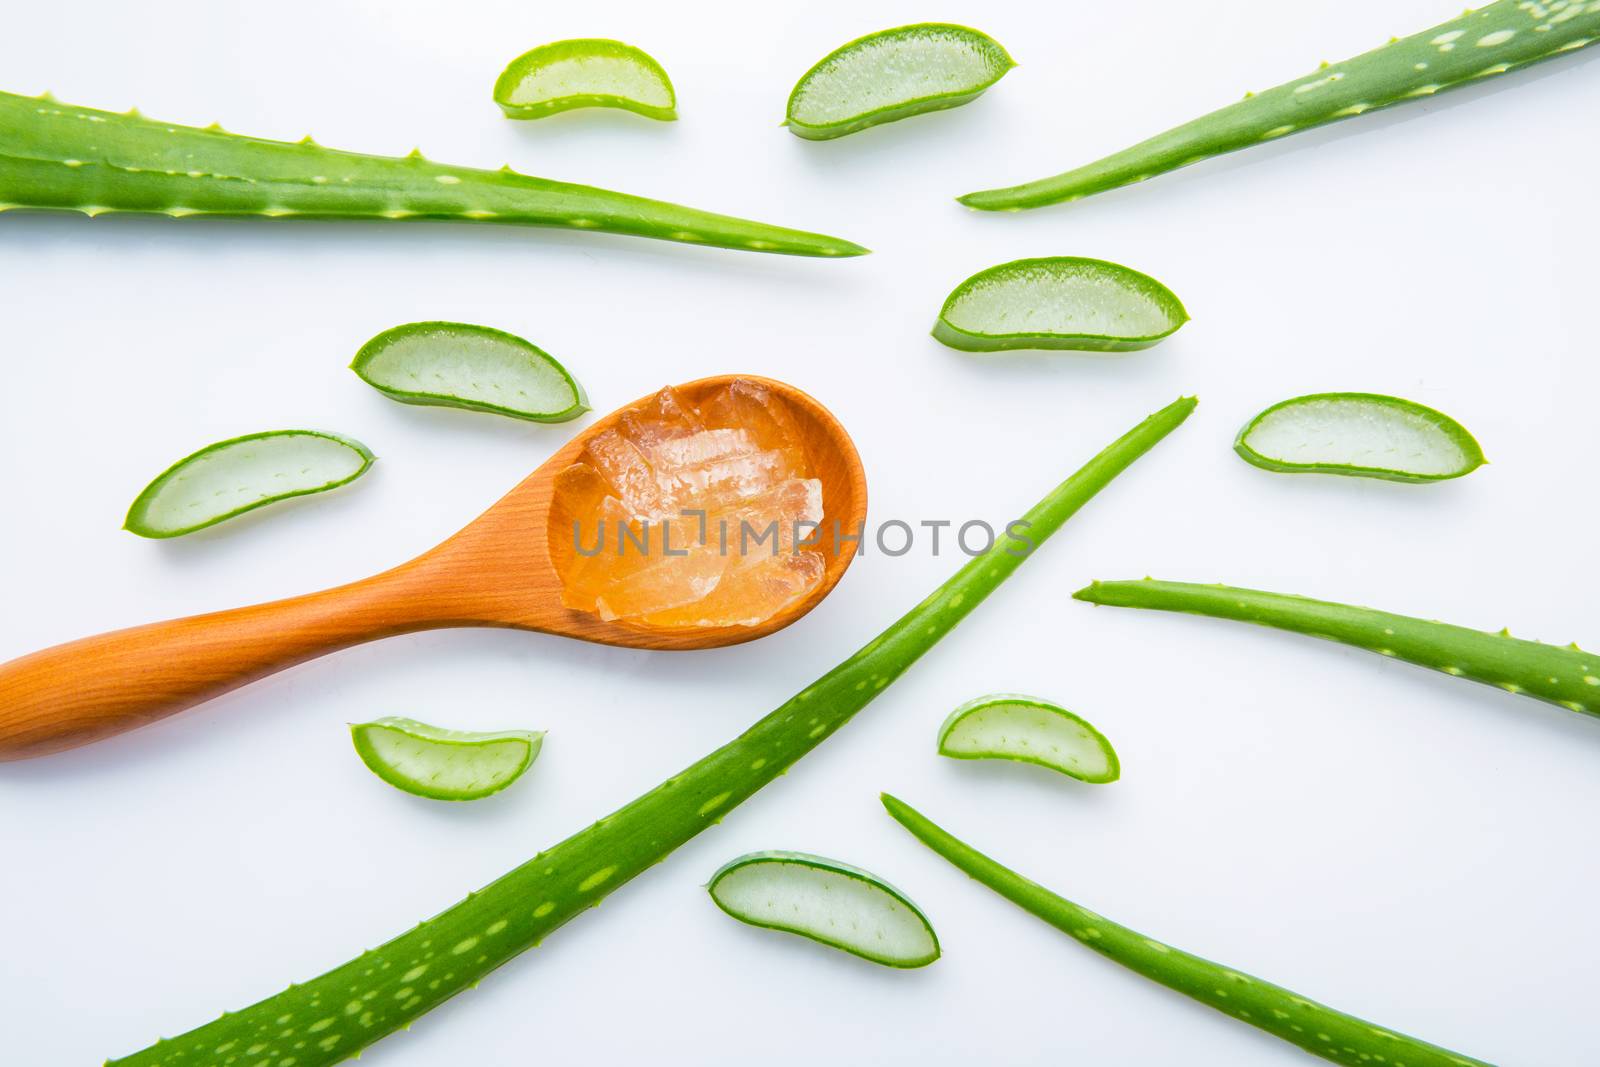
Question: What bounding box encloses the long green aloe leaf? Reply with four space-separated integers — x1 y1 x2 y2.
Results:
960 1 1600 210
0 90 866 257
107 397 1196 1066
1075 578 1600 719
883 795 1492 1067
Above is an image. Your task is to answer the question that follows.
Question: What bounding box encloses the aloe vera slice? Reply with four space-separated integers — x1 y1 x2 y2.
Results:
351 717 543 801
937 694 1119 783
707 851 940 968
123 430 374 538
883 795 1491 1067
933 257 1188 352
352 321 588 423
494 39 677 121
785 23 1015 140
1234 393 1485 483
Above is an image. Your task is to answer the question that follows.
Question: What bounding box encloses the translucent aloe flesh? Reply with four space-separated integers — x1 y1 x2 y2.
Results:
351 718 544 801
1235 393 1485 482
960 0 1600 210
786 23 1014 140
1075 578 1600 721
933 257 1188 352
123 430 374 539
708 851 940 967
937 695 1119 782
883 795 1492 1067
0 91 865 257
106 397 1194 1066
494 39 677 121
352 321 588 423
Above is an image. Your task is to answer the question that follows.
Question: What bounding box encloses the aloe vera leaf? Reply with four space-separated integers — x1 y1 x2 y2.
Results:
882 795 1493 1067
785 23 1015 140
0 91 865 257
351 321 588 423
1075 578 1600 721
1234 393 1485 482
960 0 1600 210
494 39 677 121
122 430 374 539
933 257 1188 353
106 396 1195 1067
937 694 1119 783
707 851 940 968
351 718 544 801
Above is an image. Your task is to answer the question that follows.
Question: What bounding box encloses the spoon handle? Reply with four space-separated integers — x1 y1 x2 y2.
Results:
0 564 462 761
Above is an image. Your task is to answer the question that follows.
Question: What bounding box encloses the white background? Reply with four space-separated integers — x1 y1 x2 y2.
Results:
2 2 1596 1064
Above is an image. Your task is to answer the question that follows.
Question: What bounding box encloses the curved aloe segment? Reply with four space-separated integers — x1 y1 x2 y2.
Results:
938 694 1119 783
352 321 588 423
785 23 1014 140
351 718 544 801
960 0 1600 210
882 795 1492 1067
708 851 939 967
106 397 1194 1066
1235 393 1485 482
1075 578 1600 721
123 430 374 538
494 39 677 121
933 257 1188 352
0 91 865 257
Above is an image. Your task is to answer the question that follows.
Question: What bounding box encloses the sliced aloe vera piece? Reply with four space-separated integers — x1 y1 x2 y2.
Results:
1235 393 1486 483
707 851 940 968
937 694 1119 783
785 23 1014 140
351 717 543 801
352 321 588 423
494 39 677 121
123 430 374 539
934 257 1189 352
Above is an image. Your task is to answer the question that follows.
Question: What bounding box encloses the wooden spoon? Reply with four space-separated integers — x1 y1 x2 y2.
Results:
0 375 866 761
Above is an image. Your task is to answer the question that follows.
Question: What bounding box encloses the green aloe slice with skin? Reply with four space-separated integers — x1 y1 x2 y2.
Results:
785 23 1015 140
933 257 1188 352
494 39 677 121
105 397 1195 1067
1075 578 1600 721
352 321 588 423
0 91 866 257
707 851 940 968
1234 393 1485 482
882 795 1492 1067
351 718 544 801
123 430 374 539
937 694 1119 783
960 0 1600 210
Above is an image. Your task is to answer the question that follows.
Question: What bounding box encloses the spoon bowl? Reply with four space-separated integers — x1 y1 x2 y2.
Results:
0 375 867 761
